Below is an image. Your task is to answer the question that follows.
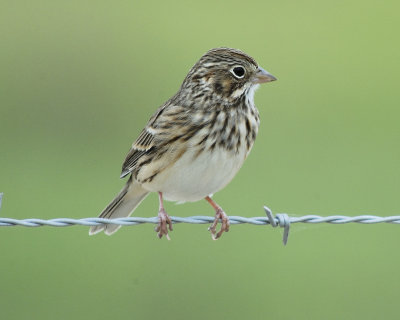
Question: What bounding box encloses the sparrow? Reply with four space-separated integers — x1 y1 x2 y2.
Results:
89 47 276 239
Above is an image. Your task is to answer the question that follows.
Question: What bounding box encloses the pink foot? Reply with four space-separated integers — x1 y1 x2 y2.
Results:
155 208 173 240
208 208 230 240
155 192 173 240
205 196 230 240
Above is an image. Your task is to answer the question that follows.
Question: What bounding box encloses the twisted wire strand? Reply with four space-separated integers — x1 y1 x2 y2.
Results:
4 215 399 227
1 194 399 245
0 216 277 227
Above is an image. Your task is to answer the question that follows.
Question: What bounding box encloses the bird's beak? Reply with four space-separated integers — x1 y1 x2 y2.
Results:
253 67 277 84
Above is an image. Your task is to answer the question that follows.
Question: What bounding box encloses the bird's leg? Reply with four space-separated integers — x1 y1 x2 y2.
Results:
205 196 230 240
155 192 173 240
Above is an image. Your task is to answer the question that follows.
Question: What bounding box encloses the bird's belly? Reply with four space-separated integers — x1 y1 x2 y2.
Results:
141 147 247 202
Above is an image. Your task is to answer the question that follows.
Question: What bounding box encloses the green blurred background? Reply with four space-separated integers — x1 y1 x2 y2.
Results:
1 0 399 319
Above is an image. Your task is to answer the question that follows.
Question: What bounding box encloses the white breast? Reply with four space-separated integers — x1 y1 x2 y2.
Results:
143 142 248 202
140 86 260 203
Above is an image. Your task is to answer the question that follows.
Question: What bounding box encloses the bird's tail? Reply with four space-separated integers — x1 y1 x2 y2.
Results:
89 177 149 236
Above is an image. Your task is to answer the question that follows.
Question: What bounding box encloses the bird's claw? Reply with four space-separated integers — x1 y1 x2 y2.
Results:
208 208 230 240
155 208 173 240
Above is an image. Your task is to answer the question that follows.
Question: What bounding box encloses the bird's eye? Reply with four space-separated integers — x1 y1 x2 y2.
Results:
231 66 245 79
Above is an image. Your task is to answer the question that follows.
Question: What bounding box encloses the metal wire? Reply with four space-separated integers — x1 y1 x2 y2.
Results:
1 191 399 245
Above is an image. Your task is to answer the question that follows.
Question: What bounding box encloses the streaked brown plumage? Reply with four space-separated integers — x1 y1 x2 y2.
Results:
89 47 276 239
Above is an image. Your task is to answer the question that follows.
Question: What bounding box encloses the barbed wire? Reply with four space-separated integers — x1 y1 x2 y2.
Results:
1 193 399 244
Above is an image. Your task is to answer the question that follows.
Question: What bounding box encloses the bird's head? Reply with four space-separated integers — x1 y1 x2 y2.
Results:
182 47 276 105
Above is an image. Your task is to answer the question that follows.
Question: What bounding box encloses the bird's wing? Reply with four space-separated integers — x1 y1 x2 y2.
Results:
120 102 186 178
120 128 154 178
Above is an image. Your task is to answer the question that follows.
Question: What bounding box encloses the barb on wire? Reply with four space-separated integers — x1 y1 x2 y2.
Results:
0 193 399 245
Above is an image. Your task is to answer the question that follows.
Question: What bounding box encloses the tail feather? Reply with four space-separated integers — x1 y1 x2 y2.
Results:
89 177 149 236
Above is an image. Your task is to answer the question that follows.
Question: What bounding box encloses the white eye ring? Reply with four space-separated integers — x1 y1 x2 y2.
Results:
230 66 246 79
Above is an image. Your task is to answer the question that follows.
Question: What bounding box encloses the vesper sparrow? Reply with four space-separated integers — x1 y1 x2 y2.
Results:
89 47 276 239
